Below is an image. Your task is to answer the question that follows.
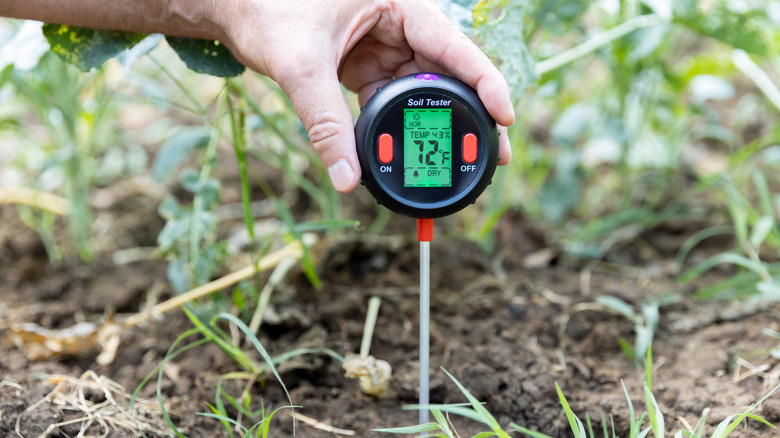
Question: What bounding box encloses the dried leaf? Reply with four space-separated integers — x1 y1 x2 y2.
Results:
5 314 121 364
6 322 99 361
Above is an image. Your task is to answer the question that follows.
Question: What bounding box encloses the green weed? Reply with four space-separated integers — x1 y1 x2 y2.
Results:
3 49 136 261
199 376 296 438
679 170 780 301
131 311 343 436
374 368 511 438
375 348 777 438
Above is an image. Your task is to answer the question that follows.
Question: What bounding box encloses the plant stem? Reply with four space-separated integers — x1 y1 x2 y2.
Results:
0 188 71 216
248 257 298 334
147 53 208 119
732 50 780 112
535 14 665 76
360 296 382 358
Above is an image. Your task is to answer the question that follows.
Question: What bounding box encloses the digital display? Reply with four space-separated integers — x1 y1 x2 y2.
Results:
403 109 452 187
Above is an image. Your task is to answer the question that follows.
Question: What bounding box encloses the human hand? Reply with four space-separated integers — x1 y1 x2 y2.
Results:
216 0 515 192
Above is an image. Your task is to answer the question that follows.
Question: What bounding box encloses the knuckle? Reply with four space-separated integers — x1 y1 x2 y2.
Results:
307 118 347 153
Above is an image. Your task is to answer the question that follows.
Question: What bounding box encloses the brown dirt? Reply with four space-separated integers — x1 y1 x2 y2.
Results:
1 202 779 438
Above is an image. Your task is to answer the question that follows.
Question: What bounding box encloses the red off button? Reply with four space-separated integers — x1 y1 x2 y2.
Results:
378 133 393 163
462 133 477 163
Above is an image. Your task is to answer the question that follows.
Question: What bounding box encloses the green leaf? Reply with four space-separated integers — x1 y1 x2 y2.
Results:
411 404 485 424
743 413 775 429
596 296 637 321
214 313 296 433
644 384 665 438
42 24 145 71
166 259 190 294
675 225 733 271
527 0 589 34
372 422 442 434
441 368 506 435
166 37 245 77
556 382 586 438
680 252 767 284
430 408 454 437
673 2 774 56
473 0 537 97
197 412 247 435
750 215 774 249
510 423 554 438
152 127 211 182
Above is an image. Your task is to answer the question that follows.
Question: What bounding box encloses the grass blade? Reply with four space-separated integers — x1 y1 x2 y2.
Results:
373 422 442 434
681 252 767 285
510 423 555 438
441 368 508 436
644 384 664 438
675 226 733 272
215 313 296 433
429 408 454 438
556 382 586 438
713 384 780 438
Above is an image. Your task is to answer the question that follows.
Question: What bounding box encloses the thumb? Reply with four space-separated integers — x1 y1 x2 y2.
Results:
277 71 361 193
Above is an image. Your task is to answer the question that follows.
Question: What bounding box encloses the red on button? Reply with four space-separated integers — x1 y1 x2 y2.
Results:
462 133 477 163
378 133 393 163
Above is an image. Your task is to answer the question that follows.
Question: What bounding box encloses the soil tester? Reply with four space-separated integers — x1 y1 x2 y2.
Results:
355 73 499 424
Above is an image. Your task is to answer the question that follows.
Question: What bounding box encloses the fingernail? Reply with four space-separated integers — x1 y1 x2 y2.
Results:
327 159 355 192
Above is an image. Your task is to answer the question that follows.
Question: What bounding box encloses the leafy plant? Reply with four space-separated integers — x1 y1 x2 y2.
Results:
374 368 511 438
132 311 343 436
200 377 294 438
512 348 777 438
374 347 777 438
596 295 676 367
466 0 780 262
3 49 136 261
679 170 780 301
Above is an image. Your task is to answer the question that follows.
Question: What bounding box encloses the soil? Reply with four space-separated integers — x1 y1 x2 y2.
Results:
1 191 780 438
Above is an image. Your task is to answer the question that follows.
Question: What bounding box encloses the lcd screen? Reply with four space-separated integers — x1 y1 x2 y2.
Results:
403 108 452 187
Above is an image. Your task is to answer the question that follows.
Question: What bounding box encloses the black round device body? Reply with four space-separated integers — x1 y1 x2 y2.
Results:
355 73 499 218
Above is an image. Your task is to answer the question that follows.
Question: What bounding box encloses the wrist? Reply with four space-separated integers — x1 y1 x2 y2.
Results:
165 0 229 42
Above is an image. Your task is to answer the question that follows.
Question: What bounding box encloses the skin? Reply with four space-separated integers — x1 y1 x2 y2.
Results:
1 0 515 192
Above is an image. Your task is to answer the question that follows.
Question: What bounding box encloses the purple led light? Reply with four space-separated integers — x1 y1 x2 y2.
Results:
414 73 440 81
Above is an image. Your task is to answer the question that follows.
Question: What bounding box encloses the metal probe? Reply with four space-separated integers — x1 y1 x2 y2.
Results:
419 239 430 426
417 218 433 426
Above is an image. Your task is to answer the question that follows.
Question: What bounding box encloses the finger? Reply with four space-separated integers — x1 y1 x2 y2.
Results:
340 35 412 90
498 125 511 165
397 0 515 127
277 69 361 193
355 58 423 105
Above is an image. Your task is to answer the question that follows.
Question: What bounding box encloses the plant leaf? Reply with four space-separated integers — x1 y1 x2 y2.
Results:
510 423 555 438
152 127 211 182
441 368 504 434
166 37 245 77
673 2 774 56
42 24 145 71
644 384 665 438
473 0 537 97
596 296 637 321
556 382 586 438
750 215 774 249
681 252 767 284
373 422 442 434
